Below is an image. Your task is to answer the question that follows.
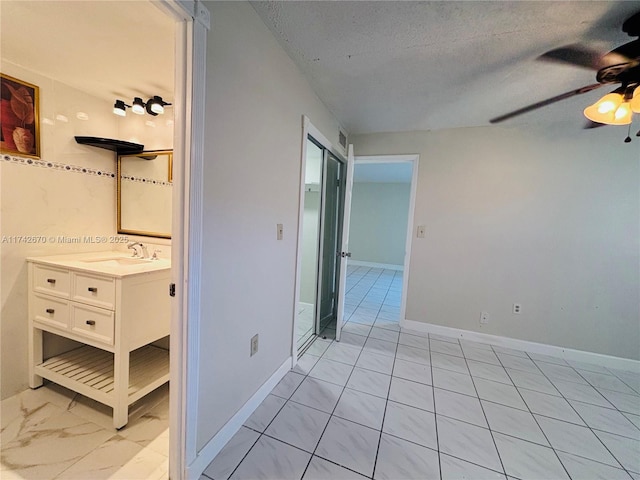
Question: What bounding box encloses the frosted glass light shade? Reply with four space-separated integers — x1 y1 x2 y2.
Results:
630 88 640 113
584 93 630 125
132 97 145 115
113 100 127 117
150 96 165 114
150 102 164 115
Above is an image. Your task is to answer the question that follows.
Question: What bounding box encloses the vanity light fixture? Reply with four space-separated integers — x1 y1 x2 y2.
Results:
131 97 146 115
113 100 129 117
146 96 171 116
112 96 172 117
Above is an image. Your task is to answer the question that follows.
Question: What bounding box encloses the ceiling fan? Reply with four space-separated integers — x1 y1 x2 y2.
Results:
490 10 640 133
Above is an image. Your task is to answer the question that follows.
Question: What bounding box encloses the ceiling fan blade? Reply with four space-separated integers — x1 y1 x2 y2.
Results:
538 44 629 70
489 83 604 124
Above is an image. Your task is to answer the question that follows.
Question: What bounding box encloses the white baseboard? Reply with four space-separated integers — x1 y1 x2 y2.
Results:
349 260 403 271
402 319 640 373
187 357 291 479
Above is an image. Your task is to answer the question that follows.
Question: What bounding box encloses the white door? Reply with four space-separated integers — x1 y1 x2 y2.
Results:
335 144 355 341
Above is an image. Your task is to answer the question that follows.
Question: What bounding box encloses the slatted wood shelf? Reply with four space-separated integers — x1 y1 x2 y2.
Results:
35 345 169 408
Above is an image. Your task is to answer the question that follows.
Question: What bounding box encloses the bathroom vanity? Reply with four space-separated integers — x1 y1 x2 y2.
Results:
27 252 171 429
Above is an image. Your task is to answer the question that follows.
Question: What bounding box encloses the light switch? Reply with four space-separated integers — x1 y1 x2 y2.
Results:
417 225 426 238
277 224 284 240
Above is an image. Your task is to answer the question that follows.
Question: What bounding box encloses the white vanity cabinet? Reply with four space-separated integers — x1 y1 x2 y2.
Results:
27 253 171 429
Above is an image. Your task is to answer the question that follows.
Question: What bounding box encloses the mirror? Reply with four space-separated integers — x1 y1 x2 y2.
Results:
117 150 172 238
297 138 323 351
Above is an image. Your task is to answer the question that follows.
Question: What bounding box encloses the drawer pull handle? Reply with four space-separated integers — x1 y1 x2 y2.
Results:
86 320 96 326
47 278 56 284
88 287 98 293
46 308 55 314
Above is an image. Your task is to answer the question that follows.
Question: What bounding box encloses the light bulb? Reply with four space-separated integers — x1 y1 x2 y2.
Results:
597 100 618 114
151 103 164 115
113 100 127 117
613 102 632 124
150 96 164 114
132 97 145 115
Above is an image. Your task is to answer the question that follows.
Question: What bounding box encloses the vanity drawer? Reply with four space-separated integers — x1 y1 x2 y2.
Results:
33 265 70 298
32 294 70 330
70 304 114 345
72 273 115 310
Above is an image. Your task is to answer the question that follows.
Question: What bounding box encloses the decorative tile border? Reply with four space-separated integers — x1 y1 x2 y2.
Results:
121 175 173 187
2 154 116 179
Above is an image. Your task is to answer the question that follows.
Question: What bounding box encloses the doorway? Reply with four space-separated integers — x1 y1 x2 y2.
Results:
296 134 347 352
0 1 200 478
345 155 419 328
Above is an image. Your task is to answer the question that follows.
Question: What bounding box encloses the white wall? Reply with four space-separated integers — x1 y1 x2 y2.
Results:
352 124 640 360
196 1 343 451
349 181 411 265
0 60 174 399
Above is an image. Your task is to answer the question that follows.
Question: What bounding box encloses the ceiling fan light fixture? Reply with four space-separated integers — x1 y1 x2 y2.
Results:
583 92 628 124
630 88 640 113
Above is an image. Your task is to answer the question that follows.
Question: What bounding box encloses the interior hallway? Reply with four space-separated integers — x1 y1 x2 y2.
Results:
202 266 640 480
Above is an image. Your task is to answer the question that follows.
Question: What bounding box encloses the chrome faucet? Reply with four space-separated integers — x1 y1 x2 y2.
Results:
127 241 148 258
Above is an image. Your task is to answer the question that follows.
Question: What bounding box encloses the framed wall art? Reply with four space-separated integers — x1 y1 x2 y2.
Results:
1 73 40 159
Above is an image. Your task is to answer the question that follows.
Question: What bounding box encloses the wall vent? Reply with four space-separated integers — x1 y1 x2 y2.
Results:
338 130 347 151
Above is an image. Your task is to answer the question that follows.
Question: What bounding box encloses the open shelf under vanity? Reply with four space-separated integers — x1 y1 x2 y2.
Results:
35 344 169 408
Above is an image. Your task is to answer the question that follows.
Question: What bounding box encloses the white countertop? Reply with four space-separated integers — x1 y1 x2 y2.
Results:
27 251 171 278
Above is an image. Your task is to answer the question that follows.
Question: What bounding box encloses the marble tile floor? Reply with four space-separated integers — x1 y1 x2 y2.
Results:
203 266 640 480
1 381 169 479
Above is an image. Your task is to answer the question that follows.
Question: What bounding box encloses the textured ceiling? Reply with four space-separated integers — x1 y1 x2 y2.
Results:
251 1 640 134
0 1 175 104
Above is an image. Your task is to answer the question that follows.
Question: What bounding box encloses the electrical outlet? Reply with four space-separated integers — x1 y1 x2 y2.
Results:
251 334 259 356
277 224 284 240
480 311 489 324
417 225 426 238
513 303 522 314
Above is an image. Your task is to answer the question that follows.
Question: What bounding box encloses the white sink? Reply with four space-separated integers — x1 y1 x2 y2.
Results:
82 257 152 266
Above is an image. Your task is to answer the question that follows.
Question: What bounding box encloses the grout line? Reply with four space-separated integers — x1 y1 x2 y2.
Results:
458 337 509 479
224 395 290 479
427 335 444 480
523 356 634 474
300 286 386 479
494 351 575 479
369 271 399 479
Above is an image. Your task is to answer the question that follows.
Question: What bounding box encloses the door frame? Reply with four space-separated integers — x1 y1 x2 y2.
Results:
292 116 346 364
156 1 209 479
352 154 420 325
